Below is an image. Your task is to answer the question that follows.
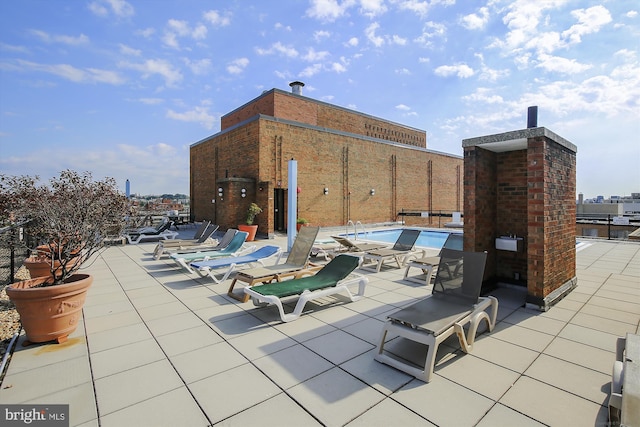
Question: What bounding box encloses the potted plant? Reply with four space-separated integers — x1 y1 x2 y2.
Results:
0 170 129 345
238 202 262 241
296 218 309 231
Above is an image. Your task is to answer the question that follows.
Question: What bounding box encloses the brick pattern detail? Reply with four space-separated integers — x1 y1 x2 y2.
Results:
463 135 576 300
192 116 462 233
222 90 426 148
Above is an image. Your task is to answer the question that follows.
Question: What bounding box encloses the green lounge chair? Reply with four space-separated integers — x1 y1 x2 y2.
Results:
244 254 368 322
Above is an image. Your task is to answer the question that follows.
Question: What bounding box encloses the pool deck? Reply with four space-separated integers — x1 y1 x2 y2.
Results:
1 228 639 426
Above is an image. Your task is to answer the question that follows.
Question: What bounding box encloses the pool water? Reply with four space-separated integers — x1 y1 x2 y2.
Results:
343 228 456 249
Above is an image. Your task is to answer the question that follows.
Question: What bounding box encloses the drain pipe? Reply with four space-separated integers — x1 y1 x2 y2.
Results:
0 333 19 378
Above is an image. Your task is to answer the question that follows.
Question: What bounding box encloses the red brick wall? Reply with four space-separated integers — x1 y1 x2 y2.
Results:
221 89 426 148
192 116 462 233
527 138 576 299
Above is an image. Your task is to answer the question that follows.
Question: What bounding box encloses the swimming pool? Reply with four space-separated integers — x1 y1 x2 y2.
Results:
343 228 589 251
343 228 456 249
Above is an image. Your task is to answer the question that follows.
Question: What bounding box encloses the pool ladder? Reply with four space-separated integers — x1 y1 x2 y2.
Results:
346 220 368 240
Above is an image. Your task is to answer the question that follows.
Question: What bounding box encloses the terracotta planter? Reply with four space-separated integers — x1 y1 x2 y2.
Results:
23 255 80 279
238 224 258 241
296 223 309 231
6 273 93 344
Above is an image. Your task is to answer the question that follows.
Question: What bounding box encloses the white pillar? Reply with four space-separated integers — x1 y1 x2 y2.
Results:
287 159 298 251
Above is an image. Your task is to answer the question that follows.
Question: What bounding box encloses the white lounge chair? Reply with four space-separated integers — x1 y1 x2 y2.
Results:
170 231 252 273
190 245 283 284
152 222 218 259
124 220 178 244
375 249 498 382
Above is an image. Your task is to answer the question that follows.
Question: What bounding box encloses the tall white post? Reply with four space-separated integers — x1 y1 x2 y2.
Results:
287 159 298 251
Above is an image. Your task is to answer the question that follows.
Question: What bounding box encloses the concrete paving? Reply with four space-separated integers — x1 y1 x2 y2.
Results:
1 228 638 426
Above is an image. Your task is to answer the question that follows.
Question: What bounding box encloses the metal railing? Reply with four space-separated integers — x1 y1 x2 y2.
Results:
0 221 36 287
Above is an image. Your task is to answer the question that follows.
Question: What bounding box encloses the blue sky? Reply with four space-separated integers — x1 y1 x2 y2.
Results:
1 0 638 198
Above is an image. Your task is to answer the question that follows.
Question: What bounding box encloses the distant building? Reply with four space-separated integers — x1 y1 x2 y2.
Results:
190 82 463 237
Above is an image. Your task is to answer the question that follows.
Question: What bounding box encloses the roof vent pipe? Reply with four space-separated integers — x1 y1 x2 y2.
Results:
289 81 305 95
527 106 538 128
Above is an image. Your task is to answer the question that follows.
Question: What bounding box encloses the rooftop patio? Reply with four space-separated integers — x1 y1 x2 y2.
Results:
1 229 638 426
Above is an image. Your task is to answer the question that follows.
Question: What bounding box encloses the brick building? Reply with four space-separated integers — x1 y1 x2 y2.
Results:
190 82 463 238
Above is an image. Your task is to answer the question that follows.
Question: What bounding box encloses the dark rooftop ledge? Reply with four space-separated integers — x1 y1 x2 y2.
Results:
462 127 577 153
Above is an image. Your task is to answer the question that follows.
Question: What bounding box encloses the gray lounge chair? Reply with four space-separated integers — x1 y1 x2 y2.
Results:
375 249 498 382
361 229 424 272
227 226 320 302
403 233 463 285
124 219 177 244
152 222 218 259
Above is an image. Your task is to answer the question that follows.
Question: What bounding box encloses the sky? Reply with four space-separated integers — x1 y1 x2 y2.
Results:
0 0 638 198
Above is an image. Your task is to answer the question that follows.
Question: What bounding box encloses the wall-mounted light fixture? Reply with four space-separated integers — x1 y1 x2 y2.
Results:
241 188 246 198
218 187 223 200
370 189 375 196
323 187 329 195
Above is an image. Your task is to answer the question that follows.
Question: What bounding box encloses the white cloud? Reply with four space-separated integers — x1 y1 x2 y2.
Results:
391 35 407 45
119 58 183 87
360 0 388 18
300 63 323 77
203 10 232 27
275 23 292 31
395 68 411 75
137 98 163 105
413 21 446 46
626 10 638 18
88 0 134 18
395 104 411 111
460 7 489 30
14 59 126 84
226 57 249 74
434 63 474 78
185 58 212 75
136 28 155 39
314 30 331 41
535 54 592 74
162 19 208 49
30 30 90 46
302 47 330 62
346 37 359 47
119 44 141 56
562 5 612 44
166 105 216 129
255 42 299 58
365 22 384 46
306 0 355 22
462 88 504 104
331 62 347 73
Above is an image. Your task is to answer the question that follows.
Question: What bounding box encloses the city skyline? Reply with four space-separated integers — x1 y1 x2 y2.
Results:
1 0 638 197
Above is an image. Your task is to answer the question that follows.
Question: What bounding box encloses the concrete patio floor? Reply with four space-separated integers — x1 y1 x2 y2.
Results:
1 228 638 426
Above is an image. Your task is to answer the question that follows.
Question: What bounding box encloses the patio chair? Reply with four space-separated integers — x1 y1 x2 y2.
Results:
374 249 498 382
190 245 283 284
152 222 218 259
170 231 252 273
227 226 320 302
403 233 463 285
361 229 424 272
124 219 178 244
244 254 368 322
163 228 237 257
327 236 389 256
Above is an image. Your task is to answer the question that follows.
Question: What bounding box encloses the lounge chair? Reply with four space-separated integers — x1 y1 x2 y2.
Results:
164 228 237 257
227 226 320 302
361 229 424 272
326 236 389 257
124 220 178 244
244 254 368 322
374 249 498 382
170 231 252 273
403 233 463 285
152 222 218 259
190 245 283 284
